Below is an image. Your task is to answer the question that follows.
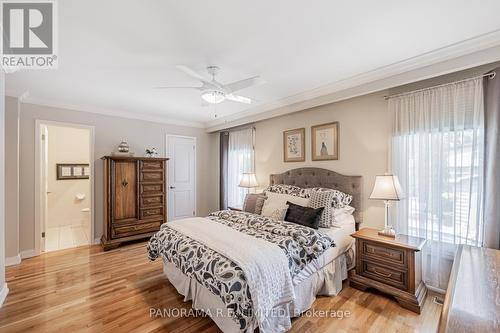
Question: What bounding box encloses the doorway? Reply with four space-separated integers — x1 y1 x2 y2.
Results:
166 135 196 221
35 121 95 253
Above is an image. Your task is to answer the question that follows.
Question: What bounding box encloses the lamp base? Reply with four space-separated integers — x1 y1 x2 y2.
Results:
378 226 396 238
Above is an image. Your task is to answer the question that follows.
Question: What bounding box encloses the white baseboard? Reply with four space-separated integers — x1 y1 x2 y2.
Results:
425 284 446 295
20 249 37 259
0 283 9 307
5 254 21 266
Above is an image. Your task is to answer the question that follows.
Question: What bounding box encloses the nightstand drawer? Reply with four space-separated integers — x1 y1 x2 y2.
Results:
361 240 406 266
360 260 408 291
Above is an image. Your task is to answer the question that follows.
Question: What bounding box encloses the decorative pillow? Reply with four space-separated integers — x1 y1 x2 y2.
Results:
284 202 324 229
309 187 353 208
265 184 311 198
242 193 267 215
254 195 267 215
332 190 353 208
263 191 309 207
261 200 289 221
307 190 336 227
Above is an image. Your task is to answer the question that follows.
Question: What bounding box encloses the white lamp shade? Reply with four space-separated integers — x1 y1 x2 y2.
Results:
239 173 258 188
369 175 404 201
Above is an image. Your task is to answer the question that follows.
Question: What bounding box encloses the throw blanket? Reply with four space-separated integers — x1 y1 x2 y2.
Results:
148 210 335 332
167 218 295 332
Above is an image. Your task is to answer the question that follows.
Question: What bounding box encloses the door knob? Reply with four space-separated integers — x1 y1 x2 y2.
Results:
169 186 176 189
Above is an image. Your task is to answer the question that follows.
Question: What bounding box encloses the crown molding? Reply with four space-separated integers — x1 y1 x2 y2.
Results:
14 96 206 129
206 29 500 132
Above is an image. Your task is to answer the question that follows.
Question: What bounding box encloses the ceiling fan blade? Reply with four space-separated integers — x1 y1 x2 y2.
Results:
226 94 252 104
224 76 265 93
176 65 211 83
154 86 202 89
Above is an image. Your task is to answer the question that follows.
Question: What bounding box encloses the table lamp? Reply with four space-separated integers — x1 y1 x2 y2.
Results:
369 174 403 237
239 173 258 192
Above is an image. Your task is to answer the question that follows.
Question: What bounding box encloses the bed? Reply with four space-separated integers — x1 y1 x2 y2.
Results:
148 168 363 333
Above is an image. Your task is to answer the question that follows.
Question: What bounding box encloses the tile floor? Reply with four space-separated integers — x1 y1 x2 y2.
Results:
45 225 91 252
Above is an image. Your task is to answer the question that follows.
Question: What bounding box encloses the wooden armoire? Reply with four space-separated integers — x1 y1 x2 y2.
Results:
101 156 169 250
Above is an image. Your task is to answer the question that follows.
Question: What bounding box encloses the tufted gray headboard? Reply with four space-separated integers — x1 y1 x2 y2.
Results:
269 167 363 224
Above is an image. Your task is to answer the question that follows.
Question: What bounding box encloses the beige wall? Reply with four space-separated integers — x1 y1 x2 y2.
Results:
255 91 389 229
4 97 19 258
252 61 500 230
11 102 218 253
47 125 90 228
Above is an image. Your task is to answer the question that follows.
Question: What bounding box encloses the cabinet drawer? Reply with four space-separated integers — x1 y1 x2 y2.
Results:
112 220 161 238
141 194 164 208
140 183 164 195
361 240 406 266
140 206 164 219
140 160 163 170
140 170 164 182
360 260 408 291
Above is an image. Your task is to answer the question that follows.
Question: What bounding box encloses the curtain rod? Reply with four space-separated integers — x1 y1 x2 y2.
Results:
384 71 496 100
219 124 256 134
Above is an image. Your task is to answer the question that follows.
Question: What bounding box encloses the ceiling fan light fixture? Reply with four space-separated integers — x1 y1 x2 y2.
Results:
201 90 225 104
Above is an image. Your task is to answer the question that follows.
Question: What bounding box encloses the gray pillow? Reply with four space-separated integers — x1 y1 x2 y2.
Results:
308 190 336 227
242 193 267 214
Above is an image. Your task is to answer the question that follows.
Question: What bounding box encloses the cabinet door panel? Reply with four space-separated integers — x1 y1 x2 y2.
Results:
114 161 137 220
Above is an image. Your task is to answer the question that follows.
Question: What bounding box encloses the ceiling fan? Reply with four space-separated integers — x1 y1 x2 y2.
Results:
155 65 264 105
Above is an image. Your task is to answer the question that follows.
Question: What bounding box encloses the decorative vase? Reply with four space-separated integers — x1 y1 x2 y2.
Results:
118 141 129 153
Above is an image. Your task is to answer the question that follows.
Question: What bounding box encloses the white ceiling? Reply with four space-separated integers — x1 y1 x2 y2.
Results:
6 0 500 128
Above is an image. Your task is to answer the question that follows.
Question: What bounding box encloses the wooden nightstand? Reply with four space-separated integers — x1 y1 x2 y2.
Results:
349 228 427 313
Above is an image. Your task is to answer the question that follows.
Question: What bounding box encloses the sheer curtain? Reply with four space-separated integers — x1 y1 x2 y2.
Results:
483 70 500 249
227 127 255 208
390 77 484 291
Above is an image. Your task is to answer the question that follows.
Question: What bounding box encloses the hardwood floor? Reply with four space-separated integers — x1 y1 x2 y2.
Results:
0 242 442 332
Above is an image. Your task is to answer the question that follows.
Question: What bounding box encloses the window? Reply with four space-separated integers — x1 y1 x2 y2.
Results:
227 127 255 208
390 77 484 290
392 129 483 246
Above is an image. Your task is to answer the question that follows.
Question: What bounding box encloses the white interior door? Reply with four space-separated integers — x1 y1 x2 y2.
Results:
167 135 196 221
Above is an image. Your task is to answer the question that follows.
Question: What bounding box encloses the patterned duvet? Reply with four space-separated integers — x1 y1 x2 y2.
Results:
147 210 335 331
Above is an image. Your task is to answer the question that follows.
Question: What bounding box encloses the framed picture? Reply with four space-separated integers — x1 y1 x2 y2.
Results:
56 163 90 180
311 122 339 161
283 128 305 162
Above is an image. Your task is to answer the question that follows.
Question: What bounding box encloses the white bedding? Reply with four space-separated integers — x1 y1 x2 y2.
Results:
168 218 295 332
162 219 355 333
293 217 355 285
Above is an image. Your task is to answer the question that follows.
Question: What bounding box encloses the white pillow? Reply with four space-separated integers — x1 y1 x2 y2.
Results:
332 205 356 227
260 192 309 220
333 205 355 217
261 203 289 221
264 191 309 206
